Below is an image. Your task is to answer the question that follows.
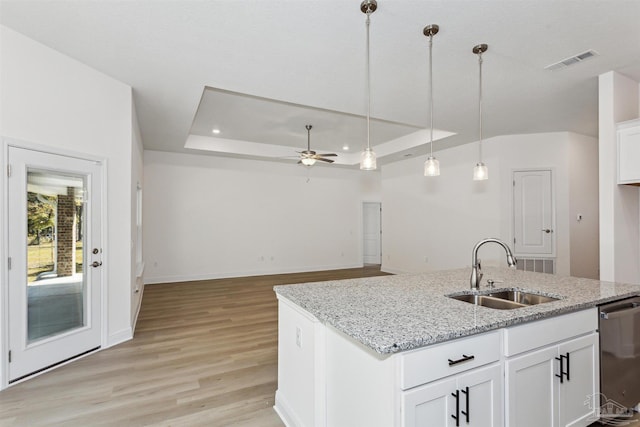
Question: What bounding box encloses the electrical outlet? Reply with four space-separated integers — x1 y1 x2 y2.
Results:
295 327 302 348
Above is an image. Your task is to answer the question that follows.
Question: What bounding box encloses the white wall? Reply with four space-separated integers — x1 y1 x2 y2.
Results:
568 133 600 279
143 150 380 283
598 71 640 284
0 25 136 366
381 141 501 274
381 131 598 277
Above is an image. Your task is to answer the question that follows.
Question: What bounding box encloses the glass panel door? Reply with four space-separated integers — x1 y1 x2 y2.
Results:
8 146 102 382
26 170 86 342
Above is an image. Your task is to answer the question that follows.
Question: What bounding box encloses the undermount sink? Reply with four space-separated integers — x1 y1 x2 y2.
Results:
449 294 526 310
448 289 561 310
487 290 559 305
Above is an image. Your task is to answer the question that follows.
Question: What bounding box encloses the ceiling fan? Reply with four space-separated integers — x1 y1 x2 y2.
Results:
297 125 337 166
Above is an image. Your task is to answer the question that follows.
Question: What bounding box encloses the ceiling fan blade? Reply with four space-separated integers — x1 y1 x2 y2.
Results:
317 153 338 157
317 158 335 163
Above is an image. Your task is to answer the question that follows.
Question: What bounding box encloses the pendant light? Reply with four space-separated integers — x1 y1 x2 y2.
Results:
473 43 489 181
423 24 440 177
360 0 377 170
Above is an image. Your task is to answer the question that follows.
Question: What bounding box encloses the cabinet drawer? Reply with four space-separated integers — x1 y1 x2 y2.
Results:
399 330 501 390
503 308 597 357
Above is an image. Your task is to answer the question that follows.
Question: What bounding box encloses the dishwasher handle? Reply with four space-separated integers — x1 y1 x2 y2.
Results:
600 302 640 320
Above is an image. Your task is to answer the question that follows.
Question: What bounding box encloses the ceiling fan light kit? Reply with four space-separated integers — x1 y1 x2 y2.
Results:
359 0 378 171
297 125 337 167
301 157 316 167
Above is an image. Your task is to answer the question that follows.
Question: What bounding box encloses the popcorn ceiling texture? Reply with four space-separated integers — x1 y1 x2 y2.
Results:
274 267 640 354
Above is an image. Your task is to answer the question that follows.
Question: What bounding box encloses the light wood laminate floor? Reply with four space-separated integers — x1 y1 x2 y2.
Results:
0 266 389 426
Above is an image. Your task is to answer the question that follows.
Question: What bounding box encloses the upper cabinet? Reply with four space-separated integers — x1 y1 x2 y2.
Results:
618 119 640 185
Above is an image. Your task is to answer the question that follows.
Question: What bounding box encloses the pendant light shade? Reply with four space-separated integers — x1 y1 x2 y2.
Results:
361 147 377 170
423 24 440 177
424 156 440 176
359 0 377 171
473 162 488 180
473 43 489 181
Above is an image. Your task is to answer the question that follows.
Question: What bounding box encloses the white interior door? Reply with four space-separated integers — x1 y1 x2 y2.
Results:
513 170 554 256
363 202 381 264
7 146 102 382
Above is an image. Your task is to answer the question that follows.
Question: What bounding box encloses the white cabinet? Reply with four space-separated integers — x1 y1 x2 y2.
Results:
505 328 599 427
403 363 502 427
557 334 599 427
400 331 502 427
506 344 558 427
618 119 640 185
276 296 599 427
400 330 501 389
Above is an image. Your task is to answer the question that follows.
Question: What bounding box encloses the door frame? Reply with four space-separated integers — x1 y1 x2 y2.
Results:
510 167 556 258
1 137 108 389
362 201 382 265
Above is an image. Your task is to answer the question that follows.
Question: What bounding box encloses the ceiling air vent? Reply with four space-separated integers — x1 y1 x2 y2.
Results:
544 50 599 71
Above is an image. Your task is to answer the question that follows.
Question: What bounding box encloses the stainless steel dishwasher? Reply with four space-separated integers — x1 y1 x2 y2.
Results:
599 296 640 413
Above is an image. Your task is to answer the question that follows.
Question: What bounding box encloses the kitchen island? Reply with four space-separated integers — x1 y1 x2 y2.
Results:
273 267 640 427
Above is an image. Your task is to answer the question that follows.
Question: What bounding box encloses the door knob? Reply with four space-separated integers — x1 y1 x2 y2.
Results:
91 261 102 268
542 229 553 234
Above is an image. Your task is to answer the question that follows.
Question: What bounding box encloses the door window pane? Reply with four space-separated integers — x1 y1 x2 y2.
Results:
26 170 86 343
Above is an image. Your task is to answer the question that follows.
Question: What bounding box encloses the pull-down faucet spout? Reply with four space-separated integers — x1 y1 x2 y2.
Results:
470 238 517 290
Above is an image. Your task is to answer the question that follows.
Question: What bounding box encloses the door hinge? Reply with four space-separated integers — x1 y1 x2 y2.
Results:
513 238 516 245
7 257 11 270
513 180 515 186
6 164 11 178
8 350 11 363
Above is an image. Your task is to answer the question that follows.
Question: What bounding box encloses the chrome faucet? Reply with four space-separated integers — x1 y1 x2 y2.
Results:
470 238 517 290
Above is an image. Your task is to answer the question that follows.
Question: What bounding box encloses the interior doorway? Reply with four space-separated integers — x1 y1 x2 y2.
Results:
363 202 382 265
6 146 103 383
512 169 555 256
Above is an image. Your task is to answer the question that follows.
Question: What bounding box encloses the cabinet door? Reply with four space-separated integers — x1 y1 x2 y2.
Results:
558 334 599 427
458 364 503 427
618 121 640 183
402 364 503 427
506 346 559 427
402 377 457 427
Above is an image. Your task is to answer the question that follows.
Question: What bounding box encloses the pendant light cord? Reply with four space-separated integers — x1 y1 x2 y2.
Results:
366 12 371 151
428 33 434 157
478 52 483 162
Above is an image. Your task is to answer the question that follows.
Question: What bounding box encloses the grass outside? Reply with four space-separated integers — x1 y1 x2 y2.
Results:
28 241 83 282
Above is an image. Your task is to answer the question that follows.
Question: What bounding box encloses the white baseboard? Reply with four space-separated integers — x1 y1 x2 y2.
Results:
131 283 144 333
144 263 364 285
274 390 305 427
106 327 133 348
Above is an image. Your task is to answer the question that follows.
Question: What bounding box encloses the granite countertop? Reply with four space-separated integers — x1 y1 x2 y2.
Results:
273 267 640 354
